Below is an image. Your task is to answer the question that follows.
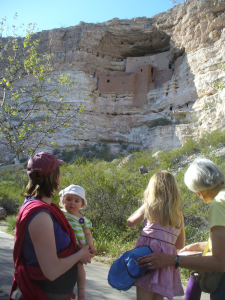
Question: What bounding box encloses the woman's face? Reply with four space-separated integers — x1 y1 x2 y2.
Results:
195 190 214 204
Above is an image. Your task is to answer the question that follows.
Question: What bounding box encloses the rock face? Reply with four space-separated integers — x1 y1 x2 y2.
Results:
2 0 225 155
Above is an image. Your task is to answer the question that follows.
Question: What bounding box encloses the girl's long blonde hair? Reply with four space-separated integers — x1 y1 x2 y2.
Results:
144 171 182 228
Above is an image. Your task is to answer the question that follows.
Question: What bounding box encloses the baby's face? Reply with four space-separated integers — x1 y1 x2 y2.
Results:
63 194 84 214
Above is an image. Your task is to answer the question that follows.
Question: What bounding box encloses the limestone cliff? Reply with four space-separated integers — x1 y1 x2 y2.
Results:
2 0 225 155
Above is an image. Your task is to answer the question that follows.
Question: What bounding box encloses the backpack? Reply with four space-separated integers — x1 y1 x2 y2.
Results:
108 245 153 291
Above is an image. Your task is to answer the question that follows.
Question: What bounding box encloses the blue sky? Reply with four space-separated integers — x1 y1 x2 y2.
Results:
1 0 176 33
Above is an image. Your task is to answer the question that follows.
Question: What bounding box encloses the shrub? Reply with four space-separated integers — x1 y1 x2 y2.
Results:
58 159 148 231
147 118 173 128
0 197 20 215
5 214 17 234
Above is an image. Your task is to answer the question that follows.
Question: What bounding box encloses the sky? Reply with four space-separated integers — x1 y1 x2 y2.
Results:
1 0 176 34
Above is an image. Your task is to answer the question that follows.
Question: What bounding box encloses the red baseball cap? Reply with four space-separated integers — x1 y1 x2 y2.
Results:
27 152 65 177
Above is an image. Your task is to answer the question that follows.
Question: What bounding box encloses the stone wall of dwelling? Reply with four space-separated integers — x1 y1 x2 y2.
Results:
133 64 156 106
114 71 133 77
97 64 156 106
154 69 173 88
97 73 137 93
126 51 171 72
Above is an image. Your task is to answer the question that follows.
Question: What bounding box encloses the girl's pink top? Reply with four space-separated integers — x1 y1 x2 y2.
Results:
134 219 184 300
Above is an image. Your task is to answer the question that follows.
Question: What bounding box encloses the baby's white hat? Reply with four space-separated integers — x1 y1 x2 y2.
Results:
59 184 87 209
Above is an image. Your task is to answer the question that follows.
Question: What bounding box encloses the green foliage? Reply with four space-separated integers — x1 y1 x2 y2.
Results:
200 129 225 148
53 142 122 164
93 232 137 263
0 15 80 164
117 150 157 173
146 118 173 128
0 169 26 214
180 268 192 285
5 214 17 234
58 158 148 231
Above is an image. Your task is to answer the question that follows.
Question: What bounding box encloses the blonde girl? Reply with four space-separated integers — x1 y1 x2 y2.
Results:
127 171 185 300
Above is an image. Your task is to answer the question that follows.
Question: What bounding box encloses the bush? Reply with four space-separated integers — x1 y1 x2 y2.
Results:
147 118 173 128
0 197 19 215
58 158 148 231
0 170 26 214
5 214 17 234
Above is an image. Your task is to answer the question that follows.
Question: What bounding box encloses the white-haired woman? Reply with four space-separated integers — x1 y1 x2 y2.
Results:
137 158 225 300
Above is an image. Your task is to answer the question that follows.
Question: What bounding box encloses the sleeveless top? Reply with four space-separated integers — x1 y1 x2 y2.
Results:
22 198 71 266
10 197 77 299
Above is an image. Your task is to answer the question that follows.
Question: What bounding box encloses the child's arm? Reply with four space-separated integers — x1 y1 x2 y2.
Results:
175 217 186 250
127 204 145 228
84 228 96 254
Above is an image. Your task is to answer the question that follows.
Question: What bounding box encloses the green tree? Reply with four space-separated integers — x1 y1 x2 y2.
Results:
0 15 83 167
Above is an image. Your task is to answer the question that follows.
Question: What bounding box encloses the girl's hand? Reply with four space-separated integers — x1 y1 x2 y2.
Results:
178 245 195 253
79 245 94 264
137 253 176 270
178 242 207 253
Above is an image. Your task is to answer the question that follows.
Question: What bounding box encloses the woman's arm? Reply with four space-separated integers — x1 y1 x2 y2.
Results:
84 228 96 254
28 212 94 281
127 204 145 228
175 221 185 250
137 226 225 273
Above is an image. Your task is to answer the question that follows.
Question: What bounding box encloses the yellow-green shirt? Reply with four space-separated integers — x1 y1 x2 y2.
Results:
208 189 225 251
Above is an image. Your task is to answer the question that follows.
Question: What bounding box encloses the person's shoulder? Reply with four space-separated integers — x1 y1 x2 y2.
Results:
210 191 225 215
29 208 53 223
215 190 225 203
212 190 225 209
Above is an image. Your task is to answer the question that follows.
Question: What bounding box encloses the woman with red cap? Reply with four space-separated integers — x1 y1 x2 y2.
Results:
9 152 94 300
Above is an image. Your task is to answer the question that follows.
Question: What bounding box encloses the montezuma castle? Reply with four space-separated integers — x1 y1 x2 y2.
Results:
1 0 225 160
95 51 177 106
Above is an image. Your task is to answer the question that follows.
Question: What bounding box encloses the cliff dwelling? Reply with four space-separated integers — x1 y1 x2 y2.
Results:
95 51 175 106
0 0 224 159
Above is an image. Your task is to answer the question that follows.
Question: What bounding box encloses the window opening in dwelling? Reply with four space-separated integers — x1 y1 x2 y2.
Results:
151 68 154 77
